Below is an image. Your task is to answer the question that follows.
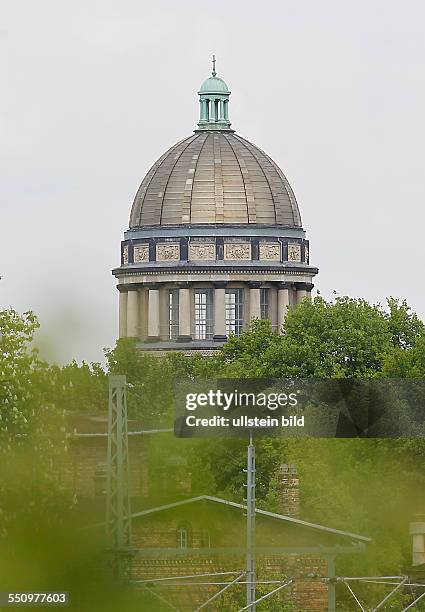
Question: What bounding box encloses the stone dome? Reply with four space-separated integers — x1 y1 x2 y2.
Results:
115 59 318 353
129 131 302 228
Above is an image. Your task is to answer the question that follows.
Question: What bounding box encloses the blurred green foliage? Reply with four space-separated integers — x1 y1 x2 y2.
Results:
1 296 425 610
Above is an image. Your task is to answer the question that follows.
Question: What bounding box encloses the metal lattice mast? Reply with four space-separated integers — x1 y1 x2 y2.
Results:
246 431 256 610
106 375 132 578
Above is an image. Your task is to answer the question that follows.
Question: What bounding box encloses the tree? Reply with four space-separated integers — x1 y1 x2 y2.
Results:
49 360 107 414
0 309 70 534
104 338 177 424
0 309 48 433
211 296 425 379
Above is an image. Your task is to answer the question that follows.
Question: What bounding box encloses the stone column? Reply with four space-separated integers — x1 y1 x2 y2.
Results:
213 282 227 342
306 282 314 301
118 289 128 338
297 285 307 303
177 282 192 342
200 99 208 122
159 285 169 340
219 99 225 121
210 97 216 121
147 284 160 341
126 289 139 338
277 282 291 333
248 282 261 320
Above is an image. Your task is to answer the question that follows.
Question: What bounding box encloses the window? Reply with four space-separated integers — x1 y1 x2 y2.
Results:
225 289 244 337
260 288 269 320
194 290 213 340
177 522 192 549
177 527 188 549
169 289 179 340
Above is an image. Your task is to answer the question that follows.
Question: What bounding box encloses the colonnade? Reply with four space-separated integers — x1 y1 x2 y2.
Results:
118 281 313 342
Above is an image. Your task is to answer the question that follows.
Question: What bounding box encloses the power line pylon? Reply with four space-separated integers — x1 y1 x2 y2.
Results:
106 375 132 579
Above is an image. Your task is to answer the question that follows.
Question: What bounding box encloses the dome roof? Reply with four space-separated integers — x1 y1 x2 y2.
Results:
129 132 302 227
199 75 229 94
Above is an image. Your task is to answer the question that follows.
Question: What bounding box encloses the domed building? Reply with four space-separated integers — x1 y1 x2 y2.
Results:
113 60 318 353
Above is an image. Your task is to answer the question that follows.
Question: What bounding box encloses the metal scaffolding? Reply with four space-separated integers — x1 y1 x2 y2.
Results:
105 375 132 579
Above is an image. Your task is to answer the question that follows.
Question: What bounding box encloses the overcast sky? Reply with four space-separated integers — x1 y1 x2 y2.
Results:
1 0 424 364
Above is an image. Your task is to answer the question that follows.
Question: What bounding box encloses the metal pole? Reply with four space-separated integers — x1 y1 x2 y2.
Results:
246 430 256 610
371 576 408 611
238 579 293 611
194 573 245 610
402 589 425 611
327 556 336 612
106 375 132 580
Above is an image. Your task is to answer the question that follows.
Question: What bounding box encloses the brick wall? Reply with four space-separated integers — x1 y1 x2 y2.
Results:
278 463 300 518
130 518 329 611
58 436 148 501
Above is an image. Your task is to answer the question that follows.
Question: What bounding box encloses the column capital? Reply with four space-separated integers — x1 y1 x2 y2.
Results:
305 283 315 292
212 281 228 289
248 281 262 289
294 282 309 291
144 282 161 290
117 283 143 292
276 282 293 291
177 281 191 289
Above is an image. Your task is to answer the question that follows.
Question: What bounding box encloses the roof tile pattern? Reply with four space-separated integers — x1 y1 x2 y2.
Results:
129 132 302 227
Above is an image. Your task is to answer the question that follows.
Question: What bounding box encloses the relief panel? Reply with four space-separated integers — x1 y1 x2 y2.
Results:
259 243 281 261
224 243 251 260
188 243 216 261
156 243 180 261
134 244 149 263
122 245 129 265
287 243 301 263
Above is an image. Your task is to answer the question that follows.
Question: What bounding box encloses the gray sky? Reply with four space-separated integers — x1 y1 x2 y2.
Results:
1 0 424 364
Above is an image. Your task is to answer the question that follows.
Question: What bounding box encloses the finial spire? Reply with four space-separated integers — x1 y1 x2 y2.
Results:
212 54 216 77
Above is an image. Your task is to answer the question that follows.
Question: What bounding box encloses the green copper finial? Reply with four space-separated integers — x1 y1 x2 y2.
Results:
196 58 233 132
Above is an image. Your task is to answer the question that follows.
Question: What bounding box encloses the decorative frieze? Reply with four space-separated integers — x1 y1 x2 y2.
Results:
259 243 281 261
287 243 301 263
122 245 129 265
224 243 251 260
134 244 149 263
156 243 180 261
189 243 216 261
